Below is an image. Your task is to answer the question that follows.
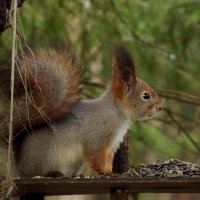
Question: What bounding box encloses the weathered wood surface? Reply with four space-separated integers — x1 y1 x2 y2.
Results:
10 177 200 196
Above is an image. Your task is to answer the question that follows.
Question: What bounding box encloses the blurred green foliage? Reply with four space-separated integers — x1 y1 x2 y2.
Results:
0 0 200 199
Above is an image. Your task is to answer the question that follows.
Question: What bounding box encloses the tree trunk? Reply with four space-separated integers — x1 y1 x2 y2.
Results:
110 133 129 200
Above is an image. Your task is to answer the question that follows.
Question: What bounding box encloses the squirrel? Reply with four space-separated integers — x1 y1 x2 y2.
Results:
0 45 163 177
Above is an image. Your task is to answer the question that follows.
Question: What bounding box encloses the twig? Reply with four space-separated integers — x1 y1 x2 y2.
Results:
0 1 18 199
7 0 17 179
165 108 200 152
82 80 200 105
157 89 200 106
81 80 105 88
163 107 200 127
152 117 173 125
157 89 199 100
144 121 199 156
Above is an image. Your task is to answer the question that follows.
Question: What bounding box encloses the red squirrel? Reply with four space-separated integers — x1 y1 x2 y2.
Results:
0 45 163 177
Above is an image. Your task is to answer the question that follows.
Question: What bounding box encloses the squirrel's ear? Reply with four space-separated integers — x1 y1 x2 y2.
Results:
112 45 136 97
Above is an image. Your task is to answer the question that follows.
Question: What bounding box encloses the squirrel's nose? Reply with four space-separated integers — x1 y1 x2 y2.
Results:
157 104 163 112
158 106 162 111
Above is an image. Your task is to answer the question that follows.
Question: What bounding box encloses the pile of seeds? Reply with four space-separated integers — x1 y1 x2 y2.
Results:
122 159 200 178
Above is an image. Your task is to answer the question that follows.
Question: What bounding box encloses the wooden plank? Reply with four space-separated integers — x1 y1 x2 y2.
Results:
10 177 200 196
20 194 44 200
110 189 129 200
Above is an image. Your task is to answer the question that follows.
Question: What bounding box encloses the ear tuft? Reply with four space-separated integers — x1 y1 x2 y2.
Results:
112 45 136 83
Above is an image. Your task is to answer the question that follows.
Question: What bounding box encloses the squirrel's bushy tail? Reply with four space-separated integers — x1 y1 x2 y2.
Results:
0 48 80 148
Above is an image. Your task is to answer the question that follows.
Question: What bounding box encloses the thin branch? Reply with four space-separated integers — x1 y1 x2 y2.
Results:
163 107 200 127
157 89 200 106
7 0 18 179
157 88 199 100
165 108 200 153
82 80 200 106
152 117 173 125
81 80 105 88
144 121 199 156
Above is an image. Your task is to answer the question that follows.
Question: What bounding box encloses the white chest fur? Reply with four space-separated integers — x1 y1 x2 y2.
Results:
109 120 130 153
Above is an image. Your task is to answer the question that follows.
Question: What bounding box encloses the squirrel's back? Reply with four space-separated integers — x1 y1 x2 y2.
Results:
0 48 80 150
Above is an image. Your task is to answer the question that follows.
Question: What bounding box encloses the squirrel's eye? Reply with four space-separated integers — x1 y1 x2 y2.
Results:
142 92 150 100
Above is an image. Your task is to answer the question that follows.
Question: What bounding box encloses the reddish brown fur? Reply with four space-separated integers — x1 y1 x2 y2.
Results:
84 146 114 174
111 73 124 100
0 48 80 147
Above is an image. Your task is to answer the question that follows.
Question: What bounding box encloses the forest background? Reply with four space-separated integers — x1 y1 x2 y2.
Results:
0 1 200 200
